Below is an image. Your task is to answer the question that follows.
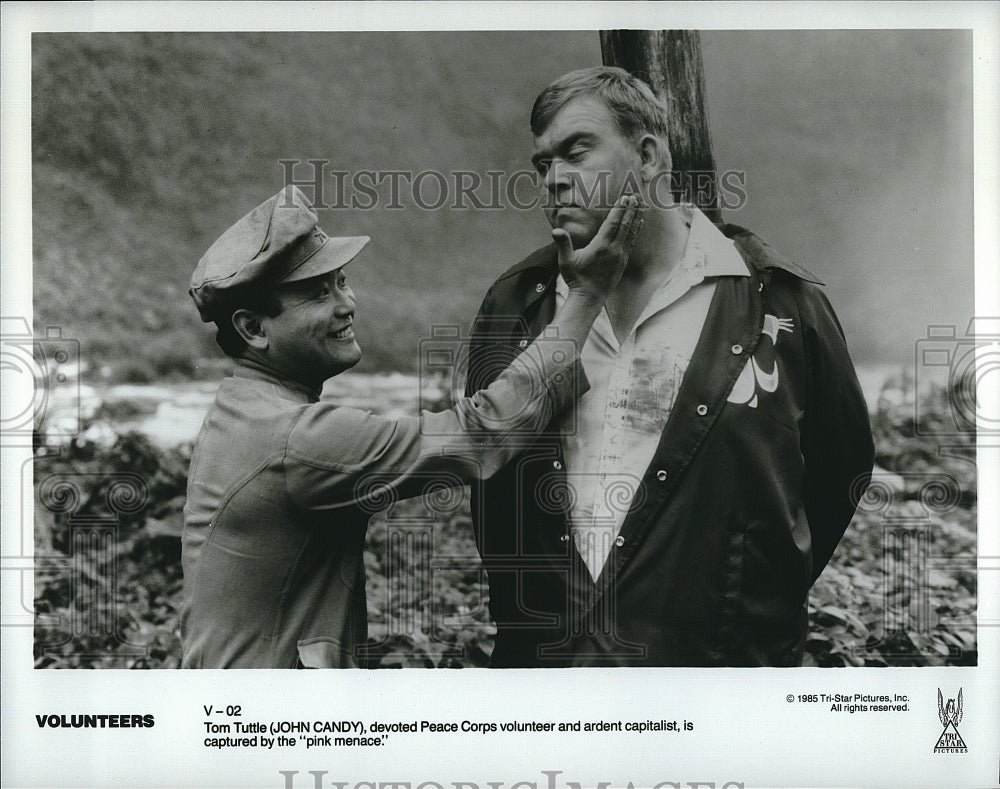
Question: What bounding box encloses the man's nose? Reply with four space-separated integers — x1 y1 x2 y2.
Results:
545 160 571 196
333 287 355 317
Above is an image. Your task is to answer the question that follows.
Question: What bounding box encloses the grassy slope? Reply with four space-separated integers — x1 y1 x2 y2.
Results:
32 32 974 376
32 32 597 373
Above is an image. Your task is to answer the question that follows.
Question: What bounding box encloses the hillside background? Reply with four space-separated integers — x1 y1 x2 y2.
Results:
29 30 979 669
31 30 973 377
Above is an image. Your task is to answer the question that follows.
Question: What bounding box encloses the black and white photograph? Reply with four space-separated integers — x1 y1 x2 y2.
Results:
2 2 998 788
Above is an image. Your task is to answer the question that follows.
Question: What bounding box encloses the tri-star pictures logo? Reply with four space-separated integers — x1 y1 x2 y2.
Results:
727 314 793 408
934 688 967 754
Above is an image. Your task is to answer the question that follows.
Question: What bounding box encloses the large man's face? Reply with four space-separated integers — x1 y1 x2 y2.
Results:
259 268 361 388
531 95 641 248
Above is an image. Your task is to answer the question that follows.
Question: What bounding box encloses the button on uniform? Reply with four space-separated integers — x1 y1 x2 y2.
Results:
614 536 625 547
656 469 667 482
535 283 546 293
696 404 709 416
552 460 563 471
731 344 743 355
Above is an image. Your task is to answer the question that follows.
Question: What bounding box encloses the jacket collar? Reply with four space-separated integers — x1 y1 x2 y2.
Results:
499 242 558 280
502 219 824 287
232 357 322 403
719 223 825 285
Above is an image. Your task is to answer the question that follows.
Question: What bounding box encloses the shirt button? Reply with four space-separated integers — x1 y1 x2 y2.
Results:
552 460 563 470
614 535 625 547
731 344 743 355
696 404 709 416
656 469 667 482
535 283 546 293
518 338 528 348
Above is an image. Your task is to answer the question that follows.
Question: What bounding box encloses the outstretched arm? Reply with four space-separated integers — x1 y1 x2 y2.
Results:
287 196 643 511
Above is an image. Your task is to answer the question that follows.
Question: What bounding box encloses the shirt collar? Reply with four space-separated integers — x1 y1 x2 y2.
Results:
232 357 323 403
676 204 750 278
556 205 748 298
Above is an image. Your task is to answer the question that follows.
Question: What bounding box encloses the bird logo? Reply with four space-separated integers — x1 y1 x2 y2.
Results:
727 314 794 408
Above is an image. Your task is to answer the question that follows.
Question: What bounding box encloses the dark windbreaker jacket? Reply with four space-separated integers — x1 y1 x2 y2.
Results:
466 223 875 667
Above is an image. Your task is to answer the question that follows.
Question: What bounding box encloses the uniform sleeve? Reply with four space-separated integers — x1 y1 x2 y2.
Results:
284 339 588 512
798 284 875 582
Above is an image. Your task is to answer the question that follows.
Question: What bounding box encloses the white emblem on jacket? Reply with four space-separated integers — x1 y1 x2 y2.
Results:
727 314 794 408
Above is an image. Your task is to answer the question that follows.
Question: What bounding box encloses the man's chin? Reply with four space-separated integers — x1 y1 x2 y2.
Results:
321 346 362 382
339 346 362 373
553 214 602 249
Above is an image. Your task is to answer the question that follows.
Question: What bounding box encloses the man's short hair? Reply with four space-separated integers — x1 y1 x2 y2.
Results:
213 286 283 358
530 66 671 147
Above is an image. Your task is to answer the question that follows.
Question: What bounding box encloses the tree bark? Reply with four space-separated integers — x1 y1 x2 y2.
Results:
600 30 721 221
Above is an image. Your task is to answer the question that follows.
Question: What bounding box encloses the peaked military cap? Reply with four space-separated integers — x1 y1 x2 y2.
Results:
190 185 369 321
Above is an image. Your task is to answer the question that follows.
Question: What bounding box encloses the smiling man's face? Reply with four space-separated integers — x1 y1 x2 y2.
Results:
531 94 642 249
260 267 361 389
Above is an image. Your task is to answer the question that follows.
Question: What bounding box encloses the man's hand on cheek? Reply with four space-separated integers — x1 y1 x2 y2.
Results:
555 193 643 299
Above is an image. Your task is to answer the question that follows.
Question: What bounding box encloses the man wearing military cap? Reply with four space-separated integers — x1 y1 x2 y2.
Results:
182 184 642 668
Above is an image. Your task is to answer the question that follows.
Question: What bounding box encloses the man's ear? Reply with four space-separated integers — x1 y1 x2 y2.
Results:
232 309 269 351
637 134 672 182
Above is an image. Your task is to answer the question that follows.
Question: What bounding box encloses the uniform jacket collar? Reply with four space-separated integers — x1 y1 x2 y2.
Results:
232 357 323 403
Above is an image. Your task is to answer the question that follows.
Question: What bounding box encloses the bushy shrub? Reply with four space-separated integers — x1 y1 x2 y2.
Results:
34 371 977 668
804 371 977 667
33 431 188 668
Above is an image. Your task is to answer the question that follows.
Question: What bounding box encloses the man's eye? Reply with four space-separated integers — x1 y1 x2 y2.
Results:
567 147 586 161
535 161 550 176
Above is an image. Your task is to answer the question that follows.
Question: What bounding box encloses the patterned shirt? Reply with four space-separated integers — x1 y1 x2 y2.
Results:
555 206 750 579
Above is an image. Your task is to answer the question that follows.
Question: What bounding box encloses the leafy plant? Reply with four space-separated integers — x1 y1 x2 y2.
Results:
34 371 977 668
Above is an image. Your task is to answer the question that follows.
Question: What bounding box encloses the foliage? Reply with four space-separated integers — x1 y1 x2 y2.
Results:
362 494 495 669
33 372 977 668
33 431 189 668
804 371 977 667
31 32 600 378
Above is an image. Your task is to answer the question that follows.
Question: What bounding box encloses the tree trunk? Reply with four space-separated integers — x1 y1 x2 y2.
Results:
600 30 721 222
